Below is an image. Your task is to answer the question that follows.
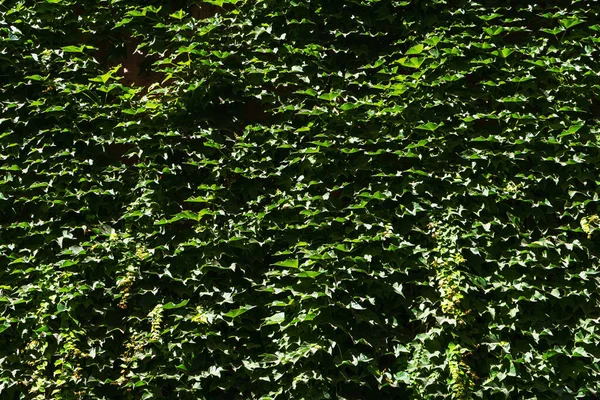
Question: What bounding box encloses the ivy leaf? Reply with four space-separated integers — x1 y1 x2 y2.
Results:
483 27 504 36
560 18 584 29
560 123 584 136
295 271 322 278
415 122 444 131
170 10 186 20
319 92 341 101
572 347 589 357
499 48 514 58
61 45 85 53
405 44 424 55
397 57 426 69
224 306 255 319
163 300 189 310
272 259 299 268
264 312 285 326
204 0 241 5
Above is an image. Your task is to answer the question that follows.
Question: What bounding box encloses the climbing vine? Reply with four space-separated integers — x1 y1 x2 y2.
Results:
2 0 600 398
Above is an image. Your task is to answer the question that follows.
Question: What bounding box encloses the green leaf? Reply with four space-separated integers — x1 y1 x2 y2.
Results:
61 45 84 53
483 27 504 36
295 271 322 278
415 122 443 131
114 17 133 28
224 306 254 318
572 347 589 357
318 92 341 101
204 0 240 6
264 312 285 325
163 300 189 310
478 13 502 21
560 18 584 29
560 123 584 136
340 103 362 111
170 10 186 19
272 259 299 268
405 139 429 149
297 89 318 97
499 48 514 58
175 364 188 371
423 36 441 46
173 211 199 220
25 74 48 81
499 95 527 103
35 325 50 333
508 360 517 377
390 83 407 95
405 44 424 55
397 57 426 69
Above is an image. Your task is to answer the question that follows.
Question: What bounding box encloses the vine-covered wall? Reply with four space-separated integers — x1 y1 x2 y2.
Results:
1 0 600 398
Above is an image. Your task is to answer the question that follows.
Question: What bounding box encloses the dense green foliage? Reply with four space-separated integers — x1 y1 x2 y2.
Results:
2 0 600 398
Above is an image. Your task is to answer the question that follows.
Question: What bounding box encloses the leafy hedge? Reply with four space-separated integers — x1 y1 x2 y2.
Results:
2 0 600 398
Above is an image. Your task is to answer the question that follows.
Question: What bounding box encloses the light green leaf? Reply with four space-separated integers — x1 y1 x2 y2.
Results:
415 122 443 131
163 300 189 310
264 312 285 325
390 83 407 95
405 139 429 149
483 27 504 36
62 45 84 53
170 10 186 19
423 36 441 46
25 75 48 81
224 306 254 318
405 44 424 55
340 103 361 111
572 347 589 357
176 364 188 371
560 18 584 29
542 350 559 360
295 271 322 278
204 0 240 6
319 92 341 101
560 123 584 136
508 360 517 376
273 259 299 268
397 57 426 69
478 13 502 21
499 48 514 58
